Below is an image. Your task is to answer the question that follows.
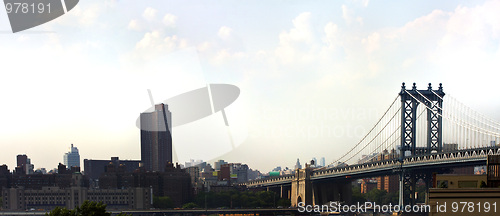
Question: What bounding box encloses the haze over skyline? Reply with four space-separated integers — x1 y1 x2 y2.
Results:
1 0 499 172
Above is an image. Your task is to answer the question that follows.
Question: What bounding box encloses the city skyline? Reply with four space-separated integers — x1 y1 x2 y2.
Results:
0 0 499 172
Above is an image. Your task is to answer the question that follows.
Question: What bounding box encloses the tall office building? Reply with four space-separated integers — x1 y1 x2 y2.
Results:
320 157 325 167
214 159 227 171
16 154 34 174
140 103 172 172
63 144 80 169
294 158 302 170
16 155 27 172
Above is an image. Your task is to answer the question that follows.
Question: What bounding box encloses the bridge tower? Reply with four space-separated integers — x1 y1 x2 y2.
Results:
291 166 313 207
398 82 445 206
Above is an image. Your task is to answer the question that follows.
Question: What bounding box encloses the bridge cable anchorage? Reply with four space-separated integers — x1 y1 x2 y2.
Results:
323 95 401 169
413 90 500 137
431 90 500 129
406 90 500 141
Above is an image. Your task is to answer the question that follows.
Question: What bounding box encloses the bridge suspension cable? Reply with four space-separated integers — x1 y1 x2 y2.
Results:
316 86 498 172
406 89 500 149
431 90 500 130
413 90 500 137
324 95 401 168
340 108 401 164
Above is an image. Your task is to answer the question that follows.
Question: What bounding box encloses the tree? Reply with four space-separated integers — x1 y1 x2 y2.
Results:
74 200 110 216
45 200 130 216
46 201 109 216
45 207 74 216
351 184 366 204
194 190 281 208
366 188 387 204
277 198 291 207
153 196 174 209
182 202 199 209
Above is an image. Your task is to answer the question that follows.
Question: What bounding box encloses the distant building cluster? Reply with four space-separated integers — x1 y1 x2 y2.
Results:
0 103 269 211
183 159 259 195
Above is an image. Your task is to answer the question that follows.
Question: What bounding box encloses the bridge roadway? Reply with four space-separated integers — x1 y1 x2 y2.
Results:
0 208 308 216
245 146 500 188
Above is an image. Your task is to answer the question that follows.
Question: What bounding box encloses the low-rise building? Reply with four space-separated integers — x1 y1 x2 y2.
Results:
2 186 151 211
428 155 500 216
98 162 192 207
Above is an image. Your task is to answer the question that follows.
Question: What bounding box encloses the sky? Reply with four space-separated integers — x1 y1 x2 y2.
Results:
0 0 499 172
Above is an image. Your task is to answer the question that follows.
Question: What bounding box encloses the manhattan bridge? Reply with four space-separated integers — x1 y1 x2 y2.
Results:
244 83 500 207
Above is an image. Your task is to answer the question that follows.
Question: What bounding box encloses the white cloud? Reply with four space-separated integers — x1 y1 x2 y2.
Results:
218 26 233 40
127 30 189 62
429 1 500 96
359 0 370 7
143 7 157 21
5 0 500 171
342 5 363 25
163 13 177 27
274 12 315 64
362 32 380 53
197 42 212 52
78 4 101 26
49 4 102 28
127 19 142 31
323 22 340 49
287 12 313 43
135 31 187 51
342 5 352 24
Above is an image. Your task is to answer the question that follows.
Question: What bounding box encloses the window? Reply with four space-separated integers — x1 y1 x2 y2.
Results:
458 181 478 188
437 180 448 188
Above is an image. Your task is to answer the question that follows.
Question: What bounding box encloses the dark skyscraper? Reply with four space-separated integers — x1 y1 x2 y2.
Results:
16 155 27 173
140 103 172 172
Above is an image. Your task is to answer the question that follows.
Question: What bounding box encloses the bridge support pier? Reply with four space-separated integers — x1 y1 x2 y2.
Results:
280 185 291 199
399 170 436 206
291 167 352 207
400 171 416 206
291 168 312 207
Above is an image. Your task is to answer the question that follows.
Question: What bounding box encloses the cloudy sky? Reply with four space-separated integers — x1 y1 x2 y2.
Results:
0 0 499 172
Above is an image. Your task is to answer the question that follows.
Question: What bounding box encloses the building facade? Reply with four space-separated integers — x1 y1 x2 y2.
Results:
83 157 141 181
2 186 151 211
140 104 172 172
63 144 80 169
427 155 500 216
98 163 192 207
2 170 151 211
